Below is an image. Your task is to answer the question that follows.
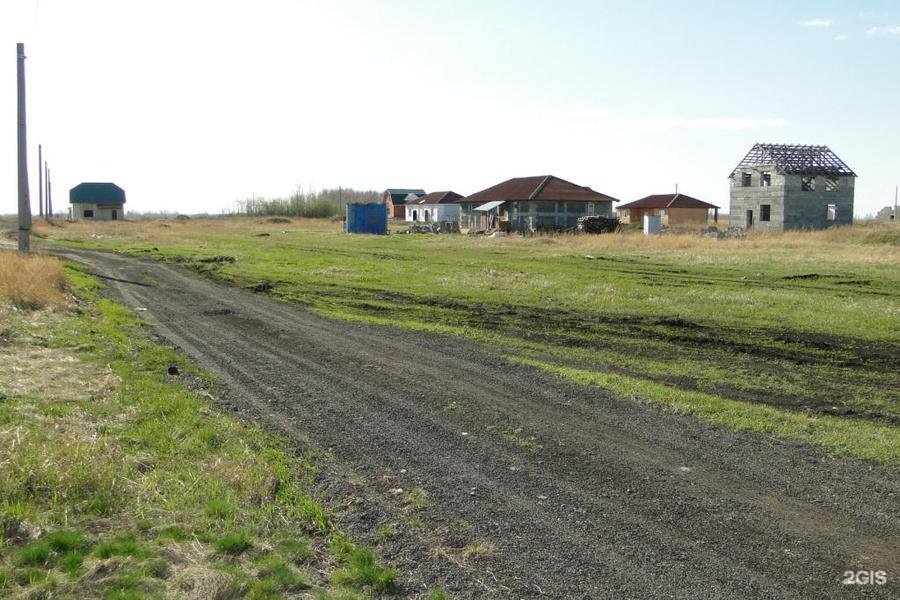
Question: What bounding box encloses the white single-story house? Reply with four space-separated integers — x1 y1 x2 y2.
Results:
405 191 464 223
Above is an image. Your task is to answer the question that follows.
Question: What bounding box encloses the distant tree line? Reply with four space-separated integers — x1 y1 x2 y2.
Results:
234 187 381 218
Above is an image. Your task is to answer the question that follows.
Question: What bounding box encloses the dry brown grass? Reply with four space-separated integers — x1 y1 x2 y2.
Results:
507 220 899 249
0 250 68 310
493 221 900 266
33 215 335 239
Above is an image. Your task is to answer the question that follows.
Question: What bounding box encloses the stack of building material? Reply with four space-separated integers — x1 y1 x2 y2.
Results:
577 215 620 234
406 222 461 234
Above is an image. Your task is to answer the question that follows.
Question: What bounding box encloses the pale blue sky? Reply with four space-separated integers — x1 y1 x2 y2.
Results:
2 0 898 215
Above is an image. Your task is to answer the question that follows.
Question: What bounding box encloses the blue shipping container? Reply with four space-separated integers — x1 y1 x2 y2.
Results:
346 203 388 234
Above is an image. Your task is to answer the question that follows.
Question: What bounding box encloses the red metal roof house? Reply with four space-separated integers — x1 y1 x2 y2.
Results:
460 175 619 231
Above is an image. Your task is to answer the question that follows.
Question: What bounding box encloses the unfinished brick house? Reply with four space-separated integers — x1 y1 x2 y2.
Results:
729 143 856 231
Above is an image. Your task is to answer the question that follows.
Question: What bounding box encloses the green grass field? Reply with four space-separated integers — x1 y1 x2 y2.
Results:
38 218 900 466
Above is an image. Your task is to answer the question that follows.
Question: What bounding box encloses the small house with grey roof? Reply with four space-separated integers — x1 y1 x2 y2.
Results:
729 144 856 231
69 182 126 221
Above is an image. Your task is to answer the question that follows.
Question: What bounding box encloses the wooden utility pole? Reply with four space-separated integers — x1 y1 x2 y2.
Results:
47 167 52 218
17 43 32 252
38 144 43 217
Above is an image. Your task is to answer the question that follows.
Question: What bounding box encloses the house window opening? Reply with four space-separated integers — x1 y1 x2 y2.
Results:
801 176 816 191
761 172 771 187
760 205 771 222
741 172 752 187
827 204 837 221
825 177 839 192
83 209 94 218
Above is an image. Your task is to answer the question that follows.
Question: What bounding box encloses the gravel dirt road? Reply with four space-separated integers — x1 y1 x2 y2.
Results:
56 248 899 598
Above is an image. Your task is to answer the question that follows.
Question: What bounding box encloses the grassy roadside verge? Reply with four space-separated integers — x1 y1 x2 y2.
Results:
509 356 900 466
0 257 399 599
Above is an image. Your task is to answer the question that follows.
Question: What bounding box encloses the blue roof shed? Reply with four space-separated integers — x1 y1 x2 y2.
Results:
70 182 126 205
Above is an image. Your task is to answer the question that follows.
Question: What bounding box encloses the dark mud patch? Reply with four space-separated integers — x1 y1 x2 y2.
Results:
198 255 236 264
201 307 236 316
246 281 273 293
834 279 871 286
781 273 875 289
369 252 409 261
655 316 707 329
89 273 153 288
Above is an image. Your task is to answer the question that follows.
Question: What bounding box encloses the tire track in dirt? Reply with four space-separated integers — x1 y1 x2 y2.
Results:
56 249 900 599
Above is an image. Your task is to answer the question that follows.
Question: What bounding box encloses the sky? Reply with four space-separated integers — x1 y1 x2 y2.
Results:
1 0 899 216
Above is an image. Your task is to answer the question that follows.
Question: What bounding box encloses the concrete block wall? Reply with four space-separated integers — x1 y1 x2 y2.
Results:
729 167 854 231
509 200 613 229
782 174 854 229
728 166 787 231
